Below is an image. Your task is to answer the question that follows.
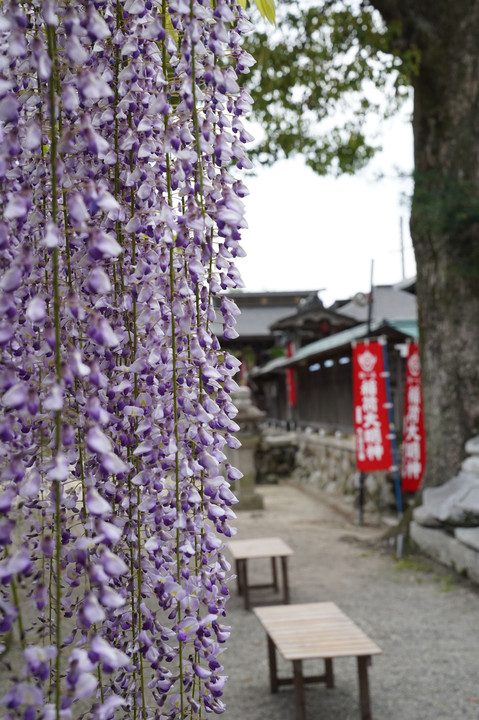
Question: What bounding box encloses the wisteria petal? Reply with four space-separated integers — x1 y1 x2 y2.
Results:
71 350 91 378
86 426 113 455
101 452 128 475
43 221 60 248
74 672 98 700
0 94 18 122
87 268 112 294
26 296 47 323
0 266 22 292
86 487 112 515
44 384 63 410
2 382 27 409
89 230 122 259
95 695 126 720
89 636 130 669
100 549 128 577
47 453 69 482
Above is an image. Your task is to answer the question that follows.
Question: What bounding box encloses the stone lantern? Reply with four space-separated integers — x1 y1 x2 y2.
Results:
228 385 264 510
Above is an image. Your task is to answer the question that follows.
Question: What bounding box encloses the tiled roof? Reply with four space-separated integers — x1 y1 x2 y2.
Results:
337 285 417 322
233 305 300 338
251 319 418 377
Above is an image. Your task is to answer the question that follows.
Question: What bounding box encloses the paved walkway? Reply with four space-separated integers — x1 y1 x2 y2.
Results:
222 483 479 720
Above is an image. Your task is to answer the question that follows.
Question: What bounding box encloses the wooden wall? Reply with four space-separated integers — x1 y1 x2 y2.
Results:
254 344 406 436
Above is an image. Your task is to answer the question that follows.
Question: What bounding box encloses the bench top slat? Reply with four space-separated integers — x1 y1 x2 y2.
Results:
227 537 294 560
254 601 340 619
254 602 382 661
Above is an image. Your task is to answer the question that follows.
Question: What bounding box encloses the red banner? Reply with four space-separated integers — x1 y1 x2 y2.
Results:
286 342 297 407
353 341 394 471
401 342 426 491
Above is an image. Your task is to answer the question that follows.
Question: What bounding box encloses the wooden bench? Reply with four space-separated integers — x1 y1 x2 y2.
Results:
254 602 382 720
227 537 294 610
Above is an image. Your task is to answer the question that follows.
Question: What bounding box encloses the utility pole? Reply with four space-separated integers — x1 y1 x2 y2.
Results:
358 260 374 527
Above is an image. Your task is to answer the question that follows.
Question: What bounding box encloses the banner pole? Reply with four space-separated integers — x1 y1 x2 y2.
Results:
358 471 366 526
358 260 374 528
380 338 404 557
380 338 402 513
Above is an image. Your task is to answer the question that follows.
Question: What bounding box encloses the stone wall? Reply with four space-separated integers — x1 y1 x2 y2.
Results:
256 427 397 514
255 432 297 484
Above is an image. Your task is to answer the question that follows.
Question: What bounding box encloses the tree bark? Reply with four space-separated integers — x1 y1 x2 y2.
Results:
371 0 479 485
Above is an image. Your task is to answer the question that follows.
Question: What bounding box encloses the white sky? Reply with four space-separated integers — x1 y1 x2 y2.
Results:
236 106 415 307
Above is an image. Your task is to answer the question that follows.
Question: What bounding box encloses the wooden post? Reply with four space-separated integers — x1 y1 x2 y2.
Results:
271 556 278 591
357 656 372 720
281 555 290 604
325 658 334 688
267 635 278 693
293 660 305 720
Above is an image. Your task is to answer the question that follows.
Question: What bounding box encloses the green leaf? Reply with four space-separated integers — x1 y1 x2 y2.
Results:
164 10 178 44
237 0 247 8
254 0 276 25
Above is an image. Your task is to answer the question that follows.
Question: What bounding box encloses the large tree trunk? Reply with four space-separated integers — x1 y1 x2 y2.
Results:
372 1 479 485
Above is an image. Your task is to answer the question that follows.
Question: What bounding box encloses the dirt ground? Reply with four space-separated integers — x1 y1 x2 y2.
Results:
222 482 479 720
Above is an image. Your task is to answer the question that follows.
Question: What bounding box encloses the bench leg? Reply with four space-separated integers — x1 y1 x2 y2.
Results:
280 556 290 604
357 656 372 720
271 556 278 591
325 658 334 688
267 634 278 693
293 660 305 720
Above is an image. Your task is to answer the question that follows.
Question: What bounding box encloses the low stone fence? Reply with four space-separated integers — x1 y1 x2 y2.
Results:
256 427 397 514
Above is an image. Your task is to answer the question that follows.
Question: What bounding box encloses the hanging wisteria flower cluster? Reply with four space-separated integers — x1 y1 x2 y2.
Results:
0 0 256 717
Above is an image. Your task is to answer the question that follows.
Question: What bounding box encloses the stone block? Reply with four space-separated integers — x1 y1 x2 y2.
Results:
410 522 467 574
464 435 479 456
235 473 264 510
412 504 442 528
341 457 351 474
463 547 479 585
365 474 379 495
412 523 479 585
344 472 357 495
236 491 264 511
262 473 279 485
422 472 479 526
461 456 479 474
455 527 479 552
262 433 296 447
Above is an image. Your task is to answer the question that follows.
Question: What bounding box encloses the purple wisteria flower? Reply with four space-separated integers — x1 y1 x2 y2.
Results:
0 0 254 717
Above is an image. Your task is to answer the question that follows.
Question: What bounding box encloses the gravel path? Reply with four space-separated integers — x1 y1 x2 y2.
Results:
221 483 479 720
